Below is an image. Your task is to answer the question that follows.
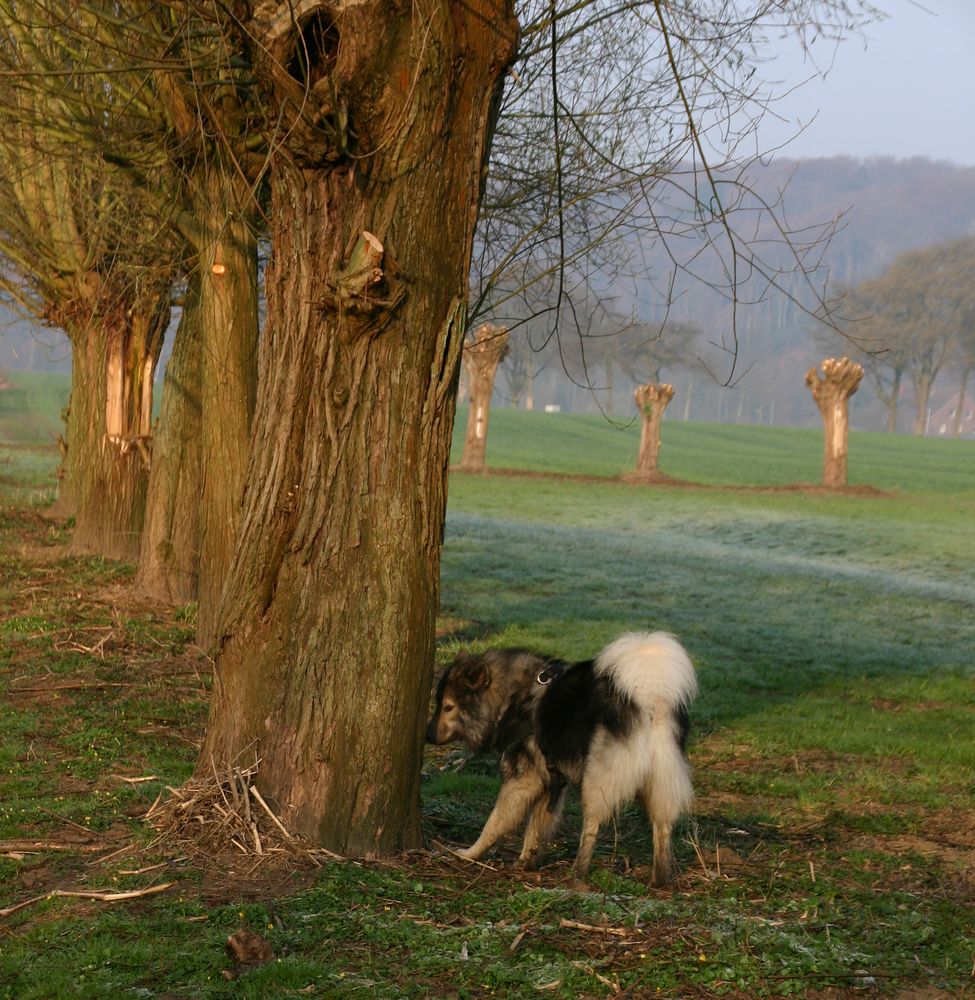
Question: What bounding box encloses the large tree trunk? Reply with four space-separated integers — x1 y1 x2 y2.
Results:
912 372 934 436
806 357 864 489
195 188 260 648
201 1 518 855
136 275 203 602
65 297 168 561
459 324 509 471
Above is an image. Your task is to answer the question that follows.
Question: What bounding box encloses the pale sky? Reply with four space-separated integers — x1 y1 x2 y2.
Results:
757 0 975 166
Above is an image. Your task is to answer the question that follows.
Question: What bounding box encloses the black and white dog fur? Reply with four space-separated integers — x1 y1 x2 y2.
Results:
426 631 697 886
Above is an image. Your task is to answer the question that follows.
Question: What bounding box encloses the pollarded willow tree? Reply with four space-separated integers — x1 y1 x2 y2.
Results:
0 1 265 639
0 65 179 560
459 324 510 471
199 0 521 853
626 382 675 481
806 356 863 488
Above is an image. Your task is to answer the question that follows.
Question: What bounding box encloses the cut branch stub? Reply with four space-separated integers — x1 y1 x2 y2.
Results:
805 357 864 489
321 230 406 340
459 324 509 471
337 231 384 301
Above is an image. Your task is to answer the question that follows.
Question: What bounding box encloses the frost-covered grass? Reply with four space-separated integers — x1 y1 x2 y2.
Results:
1 411 972 997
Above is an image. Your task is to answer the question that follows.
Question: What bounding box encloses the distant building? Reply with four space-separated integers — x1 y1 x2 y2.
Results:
929 390 975 437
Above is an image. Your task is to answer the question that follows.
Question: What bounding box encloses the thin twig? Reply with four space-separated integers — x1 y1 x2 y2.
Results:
559 919 631 937
248 785 294 841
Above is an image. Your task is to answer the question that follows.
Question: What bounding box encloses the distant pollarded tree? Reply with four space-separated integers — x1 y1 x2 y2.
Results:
950 327 975 438
460 324 510 471
625 382 675 482
806 357 864 488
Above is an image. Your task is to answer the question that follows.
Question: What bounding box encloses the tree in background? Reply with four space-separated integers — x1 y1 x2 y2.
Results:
624 382 675 482
950 326 975 438
0 1 263 637
831 238 975 434
0 56 179 559
459 325 510 471
135 277 203 603
806 357 864 488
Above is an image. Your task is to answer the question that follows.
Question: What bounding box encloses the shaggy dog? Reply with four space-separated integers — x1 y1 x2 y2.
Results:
426 631 697 886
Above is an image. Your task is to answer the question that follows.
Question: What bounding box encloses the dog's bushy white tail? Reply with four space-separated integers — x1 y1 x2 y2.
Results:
595 631 698 709
596 631 697 832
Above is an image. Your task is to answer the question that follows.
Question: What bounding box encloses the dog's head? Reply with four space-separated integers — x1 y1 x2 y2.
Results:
426 652 492 747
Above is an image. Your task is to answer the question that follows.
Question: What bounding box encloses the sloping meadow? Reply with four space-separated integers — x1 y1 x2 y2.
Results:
1 414 973 997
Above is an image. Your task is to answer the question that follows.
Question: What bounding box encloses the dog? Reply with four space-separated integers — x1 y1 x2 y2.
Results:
426 631 697 886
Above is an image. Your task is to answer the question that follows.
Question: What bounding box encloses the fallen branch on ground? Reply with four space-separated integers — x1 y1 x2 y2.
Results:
0 881 175 918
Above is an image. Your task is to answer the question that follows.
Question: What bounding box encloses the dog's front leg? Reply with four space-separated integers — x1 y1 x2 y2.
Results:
457 772 546 862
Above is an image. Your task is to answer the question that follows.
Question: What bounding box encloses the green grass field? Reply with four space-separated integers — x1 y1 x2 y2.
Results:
1 402 973 997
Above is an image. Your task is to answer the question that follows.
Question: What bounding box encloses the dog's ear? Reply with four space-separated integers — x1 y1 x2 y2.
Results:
453 654 491 692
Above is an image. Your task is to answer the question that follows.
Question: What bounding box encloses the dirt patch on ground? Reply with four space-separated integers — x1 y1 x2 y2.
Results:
452 464 895 497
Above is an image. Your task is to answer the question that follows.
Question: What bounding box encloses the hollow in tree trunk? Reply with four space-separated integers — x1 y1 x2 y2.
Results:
805 357 864 489
200 1 518 856
623 382 674 482
459 324 509 471
136 274 203 602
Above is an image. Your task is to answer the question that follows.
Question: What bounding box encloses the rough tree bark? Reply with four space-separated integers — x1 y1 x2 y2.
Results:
200 1 519 855
624 382 674 482
56 280 170 561
195 188 260 648
459 323 509 471
135 274 203 602
805 357 864 489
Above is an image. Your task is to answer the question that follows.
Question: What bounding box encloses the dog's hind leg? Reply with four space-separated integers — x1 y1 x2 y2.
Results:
640 741 694 887
641 784 675 888
457 771 546 862
574 783 617 878
517 785 567 870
